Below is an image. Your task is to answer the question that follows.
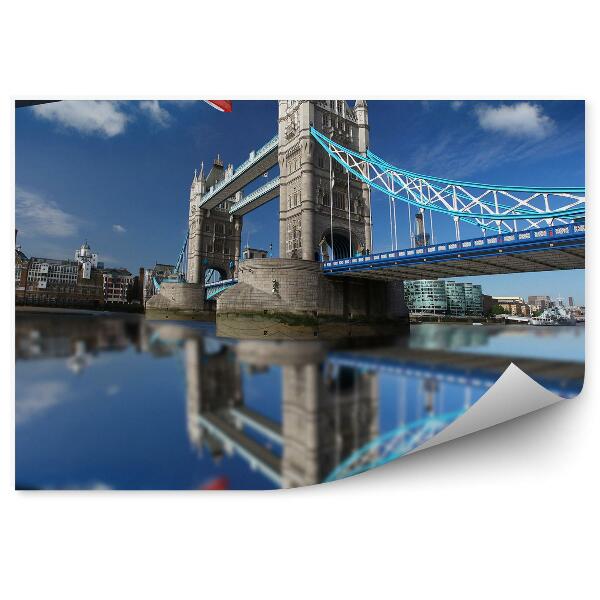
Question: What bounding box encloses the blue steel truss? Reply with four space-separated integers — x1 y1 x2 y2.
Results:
153 233 189 292
325 410 465 482
310 127 585 234
174 232 189 277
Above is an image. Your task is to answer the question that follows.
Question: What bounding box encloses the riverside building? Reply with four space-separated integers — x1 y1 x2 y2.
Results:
102 268 134 303
404 280 483 317
15 239 108 308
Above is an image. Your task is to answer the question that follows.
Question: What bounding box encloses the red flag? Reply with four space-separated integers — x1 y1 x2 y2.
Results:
204 100 233 113
199 476 230 490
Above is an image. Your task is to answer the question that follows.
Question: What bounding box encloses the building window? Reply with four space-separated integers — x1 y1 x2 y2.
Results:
333 191 346 210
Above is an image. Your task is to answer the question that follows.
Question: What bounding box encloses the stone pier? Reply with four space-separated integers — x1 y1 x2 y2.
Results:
216 258 409 339
145 282 215 320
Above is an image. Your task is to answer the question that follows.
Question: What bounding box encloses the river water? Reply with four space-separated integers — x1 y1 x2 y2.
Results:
15 313 584 490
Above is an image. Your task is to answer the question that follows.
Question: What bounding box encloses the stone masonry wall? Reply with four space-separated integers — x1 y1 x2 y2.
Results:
217 258 408 321
145 282 209 312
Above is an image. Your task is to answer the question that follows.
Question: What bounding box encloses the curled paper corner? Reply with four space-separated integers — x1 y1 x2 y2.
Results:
408 363 572 456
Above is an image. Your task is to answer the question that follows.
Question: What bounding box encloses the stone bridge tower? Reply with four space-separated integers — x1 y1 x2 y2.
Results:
278 100 372 261
187 157 243 284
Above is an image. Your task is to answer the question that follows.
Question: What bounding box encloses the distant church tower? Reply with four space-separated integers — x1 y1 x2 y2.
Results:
187 157 243 284
277 100 372 261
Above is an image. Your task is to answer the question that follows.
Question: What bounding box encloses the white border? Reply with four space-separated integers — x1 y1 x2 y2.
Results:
1 2 597 599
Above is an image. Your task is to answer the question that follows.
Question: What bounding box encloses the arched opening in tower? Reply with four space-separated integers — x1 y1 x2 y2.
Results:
320 229 352 261
204 267 227 285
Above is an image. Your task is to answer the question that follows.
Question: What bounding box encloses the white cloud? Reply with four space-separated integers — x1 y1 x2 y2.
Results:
32 100 128 137
408 116 580 180
112 224 127 234
139 100 172 127
451 100 464 111
475 102 555 139
16 187 79 237
16 381 69 424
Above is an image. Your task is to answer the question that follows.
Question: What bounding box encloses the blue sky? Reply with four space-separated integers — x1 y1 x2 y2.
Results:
15 99 585 304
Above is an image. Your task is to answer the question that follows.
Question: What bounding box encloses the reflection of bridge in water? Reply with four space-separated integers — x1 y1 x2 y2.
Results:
176 326 583 487
16 313 584 487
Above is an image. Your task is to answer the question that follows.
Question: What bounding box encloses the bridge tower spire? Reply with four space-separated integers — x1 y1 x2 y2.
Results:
277 100 372 261
186 156 242 286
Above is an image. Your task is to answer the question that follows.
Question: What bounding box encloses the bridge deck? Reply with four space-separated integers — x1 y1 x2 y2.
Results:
322 223 584 280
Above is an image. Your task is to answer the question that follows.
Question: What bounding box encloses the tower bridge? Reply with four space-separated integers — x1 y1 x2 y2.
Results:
146 100 585 330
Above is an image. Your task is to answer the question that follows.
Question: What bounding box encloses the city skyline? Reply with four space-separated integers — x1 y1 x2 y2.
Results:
15 100 585 304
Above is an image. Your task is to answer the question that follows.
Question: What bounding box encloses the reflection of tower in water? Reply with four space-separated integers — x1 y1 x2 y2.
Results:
183 336 379 488
281 360 378 488
184 337 243 455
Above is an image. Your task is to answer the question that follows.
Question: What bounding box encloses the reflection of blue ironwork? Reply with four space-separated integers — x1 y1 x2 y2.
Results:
329 354 496 389
325 410 464 482
328 350 582 397
205 278 238 300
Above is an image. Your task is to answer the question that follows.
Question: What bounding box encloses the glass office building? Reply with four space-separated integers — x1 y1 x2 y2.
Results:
445 281 467 316
463 283 483 315
404 280 483 317
404 280 447 314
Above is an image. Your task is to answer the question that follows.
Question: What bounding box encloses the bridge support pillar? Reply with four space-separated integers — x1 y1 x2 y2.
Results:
145 282 215 320
215 258 409 339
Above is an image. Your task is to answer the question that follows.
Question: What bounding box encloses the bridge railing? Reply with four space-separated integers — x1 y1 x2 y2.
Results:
322 222 585 271
204 277 238 289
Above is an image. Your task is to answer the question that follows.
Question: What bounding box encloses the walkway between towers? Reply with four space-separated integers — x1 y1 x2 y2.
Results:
198 135 278 211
